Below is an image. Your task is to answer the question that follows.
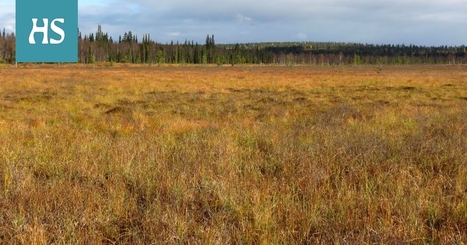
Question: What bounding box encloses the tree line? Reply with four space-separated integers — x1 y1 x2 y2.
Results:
1 25 467 65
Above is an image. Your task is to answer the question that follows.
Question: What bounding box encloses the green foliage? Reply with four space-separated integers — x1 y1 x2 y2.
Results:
353 54 362 66
157 49 165 67
216 56 223 67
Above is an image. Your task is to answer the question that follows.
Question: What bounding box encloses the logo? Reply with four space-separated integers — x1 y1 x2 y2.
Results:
16 0 78 62
29 18 66 45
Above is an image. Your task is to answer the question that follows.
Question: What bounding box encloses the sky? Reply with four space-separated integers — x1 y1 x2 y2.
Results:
1 0 466 46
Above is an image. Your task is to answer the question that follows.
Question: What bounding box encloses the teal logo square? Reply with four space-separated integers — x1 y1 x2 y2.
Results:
16 0 78 62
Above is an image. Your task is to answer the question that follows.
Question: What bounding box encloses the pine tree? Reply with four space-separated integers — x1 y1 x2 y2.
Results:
96 25 103 41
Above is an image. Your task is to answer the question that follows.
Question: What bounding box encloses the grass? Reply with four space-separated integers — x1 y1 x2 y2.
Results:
1 64 467 244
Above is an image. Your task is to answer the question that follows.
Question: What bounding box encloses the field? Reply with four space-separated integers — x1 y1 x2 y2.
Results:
1 64 467 244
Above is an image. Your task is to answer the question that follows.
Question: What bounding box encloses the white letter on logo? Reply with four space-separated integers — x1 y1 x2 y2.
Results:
29 18 49 44
50 18 65 44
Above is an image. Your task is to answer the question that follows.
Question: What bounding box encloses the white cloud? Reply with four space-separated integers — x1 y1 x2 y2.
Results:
168 32 181 37
236 14 253 22
0 1 15 32
1 0 467 45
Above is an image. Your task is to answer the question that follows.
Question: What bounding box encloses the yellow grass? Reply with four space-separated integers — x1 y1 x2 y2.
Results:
1 64 467 244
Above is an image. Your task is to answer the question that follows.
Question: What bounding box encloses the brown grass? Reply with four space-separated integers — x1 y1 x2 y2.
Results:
1 64 467 244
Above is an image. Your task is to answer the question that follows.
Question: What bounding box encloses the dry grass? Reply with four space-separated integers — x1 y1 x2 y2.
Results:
1 64 467 244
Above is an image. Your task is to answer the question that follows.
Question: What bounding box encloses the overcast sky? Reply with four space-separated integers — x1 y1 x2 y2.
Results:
1 0 466 46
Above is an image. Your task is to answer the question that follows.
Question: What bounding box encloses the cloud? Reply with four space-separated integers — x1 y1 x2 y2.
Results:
168 32 181 37
236 14 253 23
0 1 15 33
1 0 467 45
111 0 467 45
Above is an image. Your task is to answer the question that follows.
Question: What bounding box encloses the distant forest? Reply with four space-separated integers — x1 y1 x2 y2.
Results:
1 25 467 65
